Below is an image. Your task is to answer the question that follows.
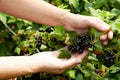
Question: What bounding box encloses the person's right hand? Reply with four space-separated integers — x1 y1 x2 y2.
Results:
62 13 113 45
30 50 88 74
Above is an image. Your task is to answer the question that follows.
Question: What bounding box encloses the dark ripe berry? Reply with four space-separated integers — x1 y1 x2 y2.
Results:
78 49 83 53
29 45 33 48
86 35 91 40
113 49 117 53
77 38 82 44
39 29 45 32
34 49 38 53
37 37 42 43
76 45 81 51
68 45 73 50
38 39 42 43
109 59 114 63
38 36 42 40
51 37 57 42
45 27 53 33
85 41 89 46
88 43 92 48
36 42 41 48
109 51 114 56
105 56 109 60
81 35 86 40
71 45 77 52
82 41 89 47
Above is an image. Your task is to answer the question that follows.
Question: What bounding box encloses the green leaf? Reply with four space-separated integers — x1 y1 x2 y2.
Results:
48 26 66 41
69 0 79 9
0 12 7 25
93 0 108 9
94 40 103 51
66 69 76 79
110 65 120 73
40 44 47 50
14 47 21 55
75 73 84 80
87 63 95 71
58 48 71 58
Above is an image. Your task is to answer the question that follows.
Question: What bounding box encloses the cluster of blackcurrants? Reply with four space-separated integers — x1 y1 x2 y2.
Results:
103 49 117 67
97 49 117 67
35 27 56 52
68 35 92 54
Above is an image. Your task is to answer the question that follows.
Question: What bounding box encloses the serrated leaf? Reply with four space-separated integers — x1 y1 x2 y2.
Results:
58 48 71 58
66 69 76 79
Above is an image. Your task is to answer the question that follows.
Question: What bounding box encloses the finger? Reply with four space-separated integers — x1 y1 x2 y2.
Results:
61 58 80 69
89 17 110 31
108 31 113 40
102 40 108 45
100 34 107 41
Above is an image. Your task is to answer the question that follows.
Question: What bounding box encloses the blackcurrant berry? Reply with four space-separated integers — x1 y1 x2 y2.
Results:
39 29 45 32
82 41 89 47
45 27 53 33
38 36 42 40
68 45 73 50
77 38 82 44
105 56 109 60
36 42 41 48
109 51 114 56
113 49 117 53
78 49 83 53
88 43 92 48
76 45 81 51
82 35 86 40
71 45 77 52
109 59 114 63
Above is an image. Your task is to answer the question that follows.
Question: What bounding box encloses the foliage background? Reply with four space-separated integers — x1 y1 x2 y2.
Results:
1 0 120 80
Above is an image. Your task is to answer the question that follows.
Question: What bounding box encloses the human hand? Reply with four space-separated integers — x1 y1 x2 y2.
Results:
63 13 113 45
30 50 88 74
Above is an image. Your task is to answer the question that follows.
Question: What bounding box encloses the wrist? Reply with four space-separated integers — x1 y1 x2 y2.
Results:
59 10 72 26
28 55 43 73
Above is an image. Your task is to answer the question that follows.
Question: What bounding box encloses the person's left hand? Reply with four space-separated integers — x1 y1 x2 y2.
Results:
62 13 113 45
30 50 88 74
